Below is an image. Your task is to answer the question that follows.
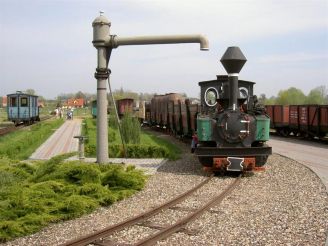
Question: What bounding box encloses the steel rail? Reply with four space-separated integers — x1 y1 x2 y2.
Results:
0 125 20 136
61 174 214 246
0 115 54 137
134 175 242 246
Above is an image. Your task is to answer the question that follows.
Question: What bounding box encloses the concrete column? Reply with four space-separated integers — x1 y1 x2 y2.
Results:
93 14 111 163
95 49 109 163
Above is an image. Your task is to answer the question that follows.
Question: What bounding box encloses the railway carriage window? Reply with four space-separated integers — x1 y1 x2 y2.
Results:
21 97 28 107
204 87 218 107
10 97 17 107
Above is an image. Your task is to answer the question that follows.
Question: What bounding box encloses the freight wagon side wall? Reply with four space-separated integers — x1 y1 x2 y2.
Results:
188 104 198 135
308 105 319 136
181 102 188 135
298 106 309 133
265 105 274 128
168 101 175 131
289 105 299 131
273 105 289 128
320 106 328 136
174 102 182 134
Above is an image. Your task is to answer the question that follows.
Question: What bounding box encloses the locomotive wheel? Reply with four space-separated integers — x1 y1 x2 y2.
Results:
255 155 268 167
198 156 213 167
279 129 290 137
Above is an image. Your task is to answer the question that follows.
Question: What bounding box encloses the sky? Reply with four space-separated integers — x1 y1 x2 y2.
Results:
0 0 327 99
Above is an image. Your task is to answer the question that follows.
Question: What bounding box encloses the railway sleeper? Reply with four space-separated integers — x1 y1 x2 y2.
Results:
136 220 200 236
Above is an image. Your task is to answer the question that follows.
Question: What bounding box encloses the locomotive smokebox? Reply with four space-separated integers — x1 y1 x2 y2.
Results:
220 47 247 110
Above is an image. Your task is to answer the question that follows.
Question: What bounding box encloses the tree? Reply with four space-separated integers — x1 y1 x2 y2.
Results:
25 89 36 95
75 91 86 99
265 96 276 105
121 113 140 144
258 93 266 105
275 87 306 105
306 86 327 104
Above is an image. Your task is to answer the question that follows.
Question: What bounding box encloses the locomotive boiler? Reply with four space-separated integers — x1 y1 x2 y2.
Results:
195 47 272 172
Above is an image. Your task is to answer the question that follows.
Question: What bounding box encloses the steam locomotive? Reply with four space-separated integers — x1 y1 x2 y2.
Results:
112 47 272 172
195 47 272 172
147 47 272 172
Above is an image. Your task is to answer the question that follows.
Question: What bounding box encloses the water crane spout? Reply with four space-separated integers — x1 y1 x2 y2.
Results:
92 13 209 163
107 34 209 51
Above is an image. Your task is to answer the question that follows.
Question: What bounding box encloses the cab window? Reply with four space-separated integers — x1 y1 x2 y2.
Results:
21 97 28 107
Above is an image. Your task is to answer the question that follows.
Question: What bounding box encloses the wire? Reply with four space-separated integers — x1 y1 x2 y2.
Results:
107 70 127 158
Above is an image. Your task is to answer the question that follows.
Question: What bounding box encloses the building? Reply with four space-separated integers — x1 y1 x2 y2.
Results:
2 96 7 107
67 98 84 108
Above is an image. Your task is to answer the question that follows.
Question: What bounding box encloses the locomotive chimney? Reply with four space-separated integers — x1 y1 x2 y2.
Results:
220 47 247 111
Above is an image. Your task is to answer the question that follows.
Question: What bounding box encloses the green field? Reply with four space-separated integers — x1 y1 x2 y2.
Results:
0 119 64 160
0 108 8 123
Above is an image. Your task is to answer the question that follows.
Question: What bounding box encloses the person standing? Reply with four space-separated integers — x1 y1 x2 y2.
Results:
191 131 198 153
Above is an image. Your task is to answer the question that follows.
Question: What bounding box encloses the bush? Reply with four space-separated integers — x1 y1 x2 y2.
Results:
59 195 98 219
78 183 117 206
101 164 146 191
121 113 141 144
0 156 147 242
85 143 170 159
32 153 76 182
58 162 102 185
126 145 169 158
83 117 180 160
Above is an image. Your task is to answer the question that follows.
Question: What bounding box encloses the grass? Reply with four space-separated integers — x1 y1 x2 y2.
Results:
0 119 64 160
0 108 8 124
0 155 147 242
83 118 181 160
140 131 181 160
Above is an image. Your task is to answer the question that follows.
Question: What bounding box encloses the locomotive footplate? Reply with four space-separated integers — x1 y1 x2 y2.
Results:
195 146 272 171
195 146 272 156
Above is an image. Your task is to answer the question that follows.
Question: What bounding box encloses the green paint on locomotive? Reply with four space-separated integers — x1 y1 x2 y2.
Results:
197 117 212 141
255 115 270 141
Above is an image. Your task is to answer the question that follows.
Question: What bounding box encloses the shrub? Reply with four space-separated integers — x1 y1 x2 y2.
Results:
102 164 146 191
32 153 76 182
0 171 16 187
58 162 102 185
121 113 141 144
78 183 117 206
0 157 147 242
59 195 98 219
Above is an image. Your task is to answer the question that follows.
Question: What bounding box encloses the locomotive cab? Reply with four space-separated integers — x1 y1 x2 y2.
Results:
195 47 272 172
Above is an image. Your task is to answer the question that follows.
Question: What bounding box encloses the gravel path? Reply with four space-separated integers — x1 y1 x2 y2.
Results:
2 133 328 246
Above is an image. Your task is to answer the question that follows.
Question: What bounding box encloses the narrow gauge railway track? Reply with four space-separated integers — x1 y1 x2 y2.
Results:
0 115 54 137
62 174 242 246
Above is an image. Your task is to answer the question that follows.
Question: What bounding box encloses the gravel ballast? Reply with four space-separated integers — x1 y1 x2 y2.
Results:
1 134 328 246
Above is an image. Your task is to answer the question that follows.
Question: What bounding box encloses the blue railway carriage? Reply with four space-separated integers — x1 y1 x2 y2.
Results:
7 91 40 125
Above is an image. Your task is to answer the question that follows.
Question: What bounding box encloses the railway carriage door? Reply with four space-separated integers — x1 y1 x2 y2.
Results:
10 96 18 119
20 96 28 119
